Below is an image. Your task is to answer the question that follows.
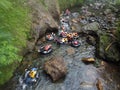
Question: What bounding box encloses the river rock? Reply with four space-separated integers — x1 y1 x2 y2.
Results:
96 79 103 90
44 56 67 81
71 19 78 23
66 47 75 55
71 25 76 31
103 9 112 15
28 0 58 43
71 23 82 32
44 0 60 20
71 12 80 18
26 41 35 52
80 81 94 87
83 22 100 31
81 57 95 63
108 4 118 13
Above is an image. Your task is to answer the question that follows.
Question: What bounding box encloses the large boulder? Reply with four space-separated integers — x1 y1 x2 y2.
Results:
44 0 60 20
26 0 58 52
82 57 95 63
96 78 103 90
44 56 67 81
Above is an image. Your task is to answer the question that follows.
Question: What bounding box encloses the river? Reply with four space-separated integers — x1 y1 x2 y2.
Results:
1 1 120 90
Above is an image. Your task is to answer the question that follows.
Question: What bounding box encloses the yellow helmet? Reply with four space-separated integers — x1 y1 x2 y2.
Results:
29 71 37 78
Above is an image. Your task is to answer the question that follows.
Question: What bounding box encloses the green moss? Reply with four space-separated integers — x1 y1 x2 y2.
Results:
100 34 109 44
100 34 111 51
115 0 120 5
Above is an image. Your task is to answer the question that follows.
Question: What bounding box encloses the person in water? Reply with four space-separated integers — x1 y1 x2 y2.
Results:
44 44 52 51
65 9 71 16
24 68 38 85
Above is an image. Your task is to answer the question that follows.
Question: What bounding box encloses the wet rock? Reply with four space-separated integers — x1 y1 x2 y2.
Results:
86 35 96 46
66 47 75 55
83 22 100 31
106 14 116 24
71 26 76 31
71 19 78 23
40 36 46 42
85 11 92 17
26 41 35 52
88 16 97 23
108 4 118 13
82 57 95 63
103 9 112 15
96 79 103 90
71 23 82 32
79 17 88 25
44 0 60 20
71 12 80 18
94 2 103 10
44 56 67 81
28 0 58 43
80 81 94 87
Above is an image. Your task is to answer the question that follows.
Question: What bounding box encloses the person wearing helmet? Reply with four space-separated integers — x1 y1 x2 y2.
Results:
29 69 37 78
23 68 38 85
44 44 52 51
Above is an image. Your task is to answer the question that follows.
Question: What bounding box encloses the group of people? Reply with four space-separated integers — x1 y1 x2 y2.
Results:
38 9 81 54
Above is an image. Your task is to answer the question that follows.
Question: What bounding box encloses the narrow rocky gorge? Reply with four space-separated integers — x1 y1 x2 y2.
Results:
1 0 120 90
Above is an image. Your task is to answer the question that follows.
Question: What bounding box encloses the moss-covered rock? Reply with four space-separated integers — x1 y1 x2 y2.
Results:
99 33 120 62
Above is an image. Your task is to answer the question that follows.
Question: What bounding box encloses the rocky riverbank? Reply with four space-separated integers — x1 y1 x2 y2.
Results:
1 0 120 90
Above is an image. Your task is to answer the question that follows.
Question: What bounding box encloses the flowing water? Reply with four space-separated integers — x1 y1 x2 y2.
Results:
1 1 120 90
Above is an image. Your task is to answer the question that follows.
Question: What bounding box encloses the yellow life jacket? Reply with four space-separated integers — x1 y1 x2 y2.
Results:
29 71 37 78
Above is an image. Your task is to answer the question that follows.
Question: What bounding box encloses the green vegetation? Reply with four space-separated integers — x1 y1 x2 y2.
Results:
115 0 120 5
116 20 120 43
58 0 84 10
0 0 31 85
100 34 110 50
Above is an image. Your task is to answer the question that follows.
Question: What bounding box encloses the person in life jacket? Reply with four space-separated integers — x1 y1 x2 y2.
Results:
44 44 52 51
61 38 68 43
29 68 37 78
65 9 71 16
72 32 79 39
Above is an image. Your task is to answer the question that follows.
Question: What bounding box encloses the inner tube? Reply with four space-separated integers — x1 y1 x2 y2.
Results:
19 68 40 90
39 45 52 54
71 40 81 47
41 48 52 54
45 34 54 41
22 69 38 84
